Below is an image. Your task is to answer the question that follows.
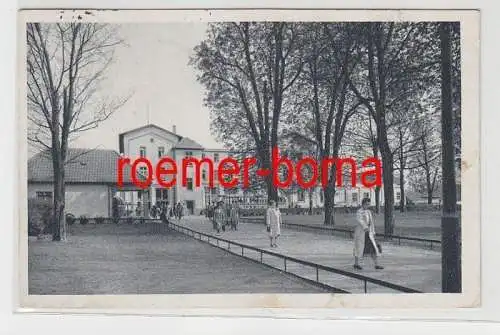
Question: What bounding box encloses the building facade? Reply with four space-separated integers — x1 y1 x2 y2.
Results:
117 124 240 215
27 148 136 217
117 124 404 215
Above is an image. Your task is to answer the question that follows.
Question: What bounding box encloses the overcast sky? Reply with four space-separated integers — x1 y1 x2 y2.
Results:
69 22 224 153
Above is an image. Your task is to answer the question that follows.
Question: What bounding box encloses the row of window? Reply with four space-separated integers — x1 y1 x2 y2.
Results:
139 146 220 162
137 166 216 185
295 191 401 203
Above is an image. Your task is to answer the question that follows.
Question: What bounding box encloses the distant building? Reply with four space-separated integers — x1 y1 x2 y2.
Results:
285 171 402 209
28 148 136 217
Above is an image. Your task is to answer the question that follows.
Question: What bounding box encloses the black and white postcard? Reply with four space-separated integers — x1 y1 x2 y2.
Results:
16 9 480 311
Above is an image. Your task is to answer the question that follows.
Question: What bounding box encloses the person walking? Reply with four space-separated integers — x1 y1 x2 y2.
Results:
353 198 383 270
229 202 240 231
266 200 282 248
213 201 225 234
211 202 218 231
176 202 184 221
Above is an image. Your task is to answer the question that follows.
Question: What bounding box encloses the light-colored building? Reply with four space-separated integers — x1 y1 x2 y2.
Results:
28 148 136 217
118 124 240 215
285 178 402 209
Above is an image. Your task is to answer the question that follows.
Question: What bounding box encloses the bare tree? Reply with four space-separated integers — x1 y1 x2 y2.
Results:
27 23 128 241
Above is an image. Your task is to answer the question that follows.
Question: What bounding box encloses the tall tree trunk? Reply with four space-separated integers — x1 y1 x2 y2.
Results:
398 129 406 212
374 186 381 213
323 184 336 226
377 112 395 236
371 140 381 214
308 188 313 215
382 157 395 237
52 157 66 241
426 167 433 204
264 151 278 204
267 180 278 204
440 22 461 293
369 24 395 238
399 170 405 212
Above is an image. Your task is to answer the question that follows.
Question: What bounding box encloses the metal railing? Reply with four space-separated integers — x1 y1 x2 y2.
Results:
167 221 422 294
242 217 441 250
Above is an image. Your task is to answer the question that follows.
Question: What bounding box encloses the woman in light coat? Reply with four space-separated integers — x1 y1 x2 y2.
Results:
353 198 383 270
266 200 282 248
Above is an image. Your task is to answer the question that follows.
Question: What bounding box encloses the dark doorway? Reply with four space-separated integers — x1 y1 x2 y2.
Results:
186 200 194 215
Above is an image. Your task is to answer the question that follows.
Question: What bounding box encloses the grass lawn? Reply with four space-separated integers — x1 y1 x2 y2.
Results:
28 223 326 294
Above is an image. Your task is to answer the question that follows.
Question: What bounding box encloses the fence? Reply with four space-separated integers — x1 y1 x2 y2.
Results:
167 221 422 294
241 217 441 250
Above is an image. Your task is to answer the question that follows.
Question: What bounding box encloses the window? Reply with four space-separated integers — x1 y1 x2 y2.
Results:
352 193 358 203
320 191 324 203
156 189 168 202
298 189 305 202
139 146 146 158
202 169 207 181
186 178 193 191
201 153 206 159
396 192 401 201
363 192 370 200
214 153 219 162
158 146 165 158
36 191 52 200
184 151 194 166
138 166 148 180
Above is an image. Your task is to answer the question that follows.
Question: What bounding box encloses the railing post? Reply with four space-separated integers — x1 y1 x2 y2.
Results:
316 267 319 282
241 247 244 256
260 252 263 263
364 280 367 293
284 258 287 272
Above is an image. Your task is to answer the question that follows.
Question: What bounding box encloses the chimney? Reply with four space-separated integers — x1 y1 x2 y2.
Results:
172 125 177 134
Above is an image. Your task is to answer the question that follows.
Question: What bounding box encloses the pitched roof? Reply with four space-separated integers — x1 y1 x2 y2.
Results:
173 137 204 150
118 124 181 140
28 148 135 185
118 124 182 154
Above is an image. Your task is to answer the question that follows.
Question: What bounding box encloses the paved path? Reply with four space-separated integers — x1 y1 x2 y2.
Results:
174 216 441 293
